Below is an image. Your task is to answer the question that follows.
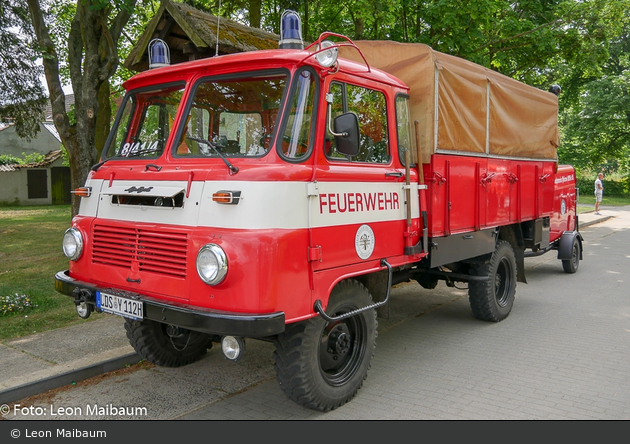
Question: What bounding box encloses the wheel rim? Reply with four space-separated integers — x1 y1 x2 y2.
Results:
495 257 513 307
319 313 367 386
571 243 579 268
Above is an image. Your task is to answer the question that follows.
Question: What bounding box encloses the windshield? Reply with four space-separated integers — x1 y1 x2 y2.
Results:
174 71 288 158
105 84 185 159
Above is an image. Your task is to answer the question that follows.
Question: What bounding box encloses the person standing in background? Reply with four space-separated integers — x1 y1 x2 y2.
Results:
594 173 604 215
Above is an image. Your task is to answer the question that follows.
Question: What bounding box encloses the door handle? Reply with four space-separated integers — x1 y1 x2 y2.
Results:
385 171 403 178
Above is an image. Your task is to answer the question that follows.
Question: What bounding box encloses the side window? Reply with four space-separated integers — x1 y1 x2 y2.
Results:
325 82 389 164
279 69 317 160
395 95 415 166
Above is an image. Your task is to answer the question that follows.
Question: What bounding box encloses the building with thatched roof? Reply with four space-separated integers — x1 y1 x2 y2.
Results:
124 0 280 72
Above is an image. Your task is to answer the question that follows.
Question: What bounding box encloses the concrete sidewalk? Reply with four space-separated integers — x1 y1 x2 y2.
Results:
0 316 140 405
0 208 617 406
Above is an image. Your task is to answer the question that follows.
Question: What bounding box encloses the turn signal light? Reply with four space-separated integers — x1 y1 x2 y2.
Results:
212 190 241 205
71 187 92 197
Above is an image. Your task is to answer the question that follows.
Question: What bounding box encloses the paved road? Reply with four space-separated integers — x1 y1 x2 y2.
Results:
5 210 630 420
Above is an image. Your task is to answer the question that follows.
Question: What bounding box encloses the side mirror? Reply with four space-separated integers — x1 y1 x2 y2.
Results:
334 112 360 156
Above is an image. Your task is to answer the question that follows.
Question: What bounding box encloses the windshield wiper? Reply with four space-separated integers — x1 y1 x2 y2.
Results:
187 136 239 175
91 159 107 171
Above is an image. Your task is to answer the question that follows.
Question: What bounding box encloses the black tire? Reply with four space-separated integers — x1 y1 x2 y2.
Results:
468 240 517 322
273 280 377 411
562 236 581 274
124 319 212 367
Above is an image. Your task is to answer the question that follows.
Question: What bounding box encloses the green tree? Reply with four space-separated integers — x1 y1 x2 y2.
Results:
0 0 46 140
27 0 138 216
559 10 630 174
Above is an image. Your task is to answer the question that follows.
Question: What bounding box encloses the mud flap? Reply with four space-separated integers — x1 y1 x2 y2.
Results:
557 231 583 261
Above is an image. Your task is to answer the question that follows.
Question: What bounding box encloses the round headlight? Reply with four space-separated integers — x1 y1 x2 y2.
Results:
196 244 228 285
62 227 83 261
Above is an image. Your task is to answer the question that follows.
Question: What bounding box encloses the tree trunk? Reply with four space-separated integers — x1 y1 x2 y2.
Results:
249 0 262 28
95 81 112 160
27 0 136 217
349 11 364 40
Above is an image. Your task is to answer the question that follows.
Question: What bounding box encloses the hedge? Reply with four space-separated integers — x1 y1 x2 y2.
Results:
576 176 630 196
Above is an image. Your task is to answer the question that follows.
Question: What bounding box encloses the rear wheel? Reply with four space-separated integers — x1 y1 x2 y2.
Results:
273 280 377 411
468 240 517 322
124 319 212 367
562 236 581 273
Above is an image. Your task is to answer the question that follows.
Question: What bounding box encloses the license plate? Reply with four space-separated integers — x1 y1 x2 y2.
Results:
96 292 144 320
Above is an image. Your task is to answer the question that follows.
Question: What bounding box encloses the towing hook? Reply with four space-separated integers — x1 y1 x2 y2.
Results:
73 289 93 319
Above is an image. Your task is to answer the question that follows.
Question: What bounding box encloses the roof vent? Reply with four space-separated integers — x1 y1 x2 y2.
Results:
148 39 170 69
279 10 303 50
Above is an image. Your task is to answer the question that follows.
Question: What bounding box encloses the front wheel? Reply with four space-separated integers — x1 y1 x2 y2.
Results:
468 240 517 322
273 280 377 411
124 319 212 367
562 236 581 273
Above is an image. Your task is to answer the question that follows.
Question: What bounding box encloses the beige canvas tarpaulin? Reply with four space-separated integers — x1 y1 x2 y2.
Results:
338 41 560 164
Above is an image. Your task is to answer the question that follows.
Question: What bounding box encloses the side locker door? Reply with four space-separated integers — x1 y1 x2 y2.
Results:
309 78 407 273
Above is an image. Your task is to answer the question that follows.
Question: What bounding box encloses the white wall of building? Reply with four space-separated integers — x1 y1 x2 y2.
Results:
0 157 66 205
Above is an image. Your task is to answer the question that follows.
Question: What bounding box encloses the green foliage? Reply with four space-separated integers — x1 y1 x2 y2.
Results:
0 154 21 165
558 7 630 177
576 175 630 196
20 152 46 164
0 152 45 165
0 0 46 141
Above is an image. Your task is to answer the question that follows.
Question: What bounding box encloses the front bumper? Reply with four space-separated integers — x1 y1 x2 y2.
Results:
55 270 285 338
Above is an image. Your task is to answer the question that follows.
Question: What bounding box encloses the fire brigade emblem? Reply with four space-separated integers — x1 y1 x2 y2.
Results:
355 224 375 260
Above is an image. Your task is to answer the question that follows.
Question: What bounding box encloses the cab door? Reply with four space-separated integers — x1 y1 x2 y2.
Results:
308 77 410 272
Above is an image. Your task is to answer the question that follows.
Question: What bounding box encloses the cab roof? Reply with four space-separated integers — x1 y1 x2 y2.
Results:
122 48 409 92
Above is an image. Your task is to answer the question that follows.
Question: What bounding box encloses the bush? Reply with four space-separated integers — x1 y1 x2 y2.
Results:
576 175 629 196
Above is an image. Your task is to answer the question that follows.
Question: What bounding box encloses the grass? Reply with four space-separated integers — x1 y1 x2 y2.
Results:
577 194 630 207
0 205 90 341
577 194 630 213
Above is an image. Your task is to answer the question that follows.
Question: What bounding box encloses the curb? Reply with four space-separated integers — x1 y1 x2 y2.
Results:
579 215 614 229
0 353 141 405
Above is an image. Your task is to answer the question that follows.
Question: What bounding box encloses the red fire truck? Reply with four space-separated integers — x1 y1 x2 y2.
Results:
55 12 582 411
